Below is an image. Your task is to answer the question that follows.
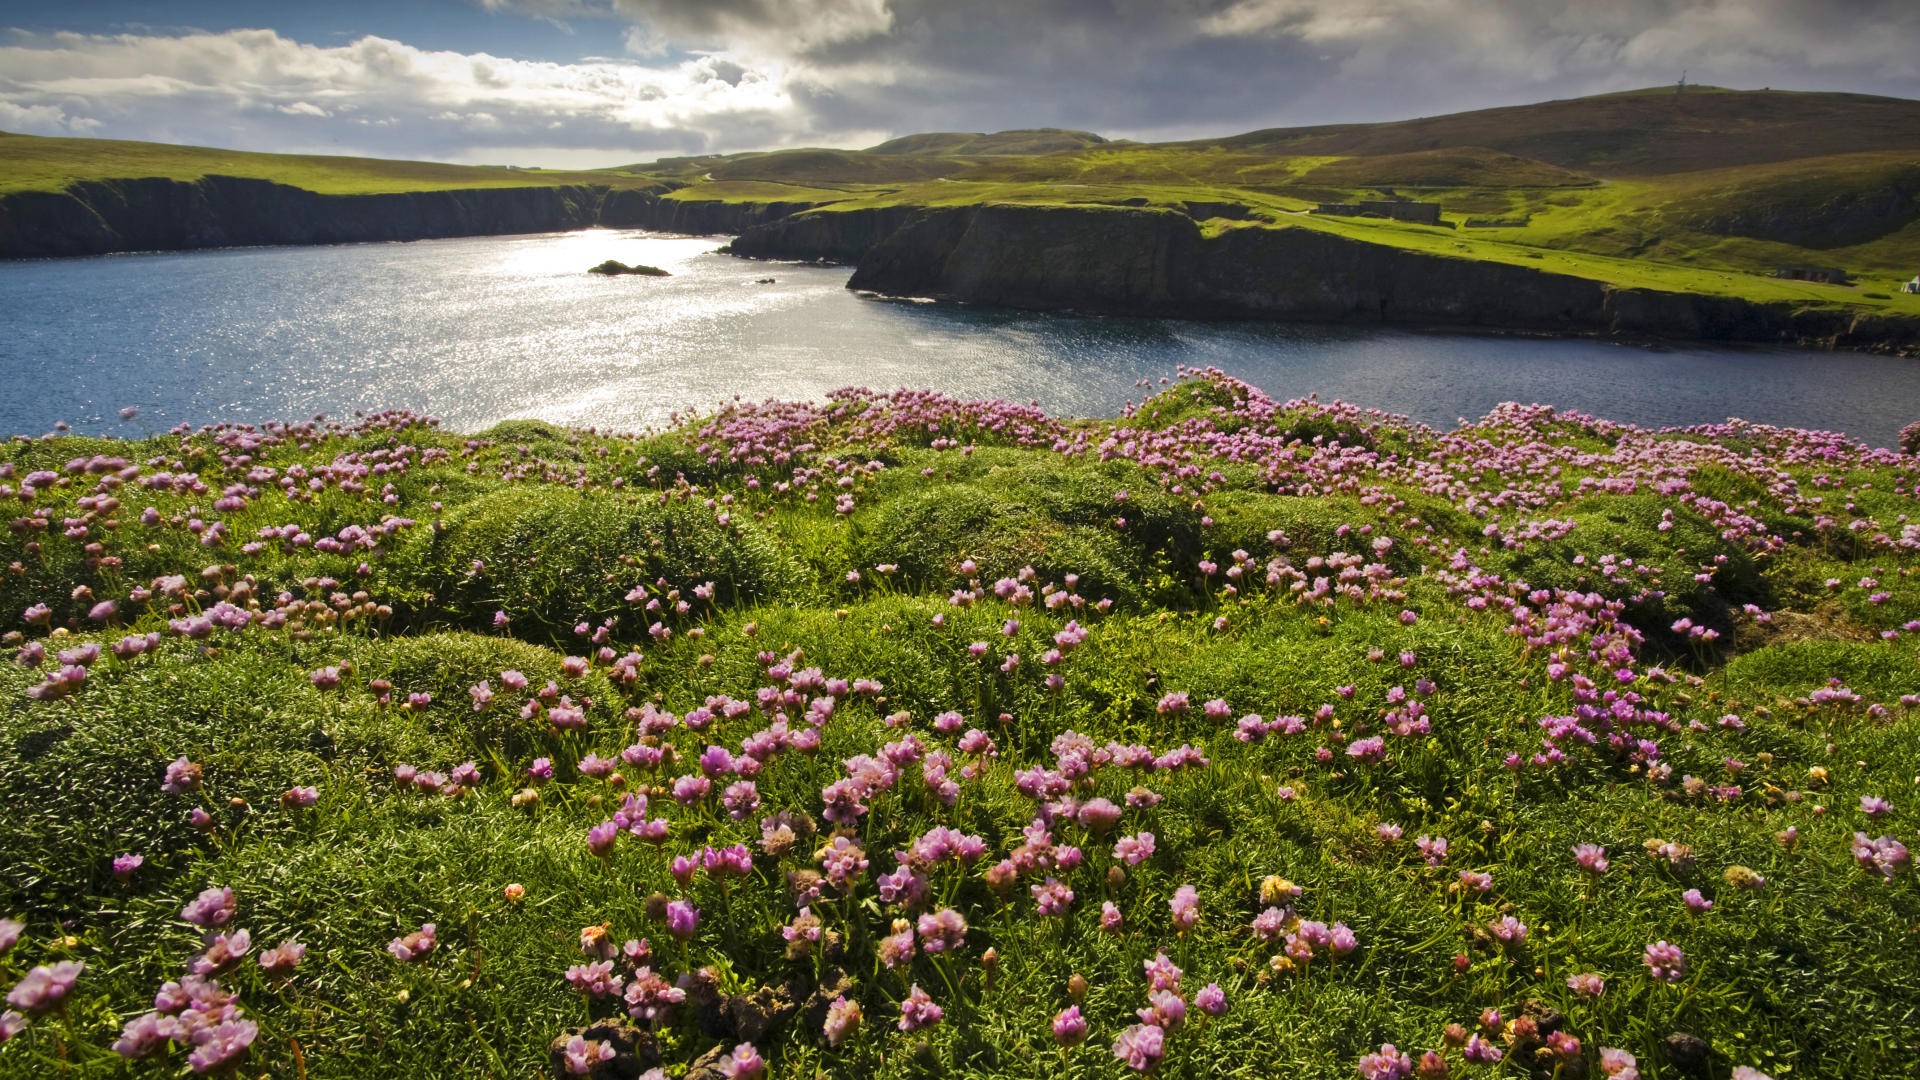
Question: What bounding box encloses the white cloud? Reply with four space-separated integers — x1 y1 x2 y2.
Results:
0 27 838 163
0 99 100 135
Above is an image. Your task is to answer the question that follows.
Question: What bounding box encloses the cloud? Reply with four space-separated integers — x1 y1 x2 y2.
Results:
0 27 820 163
1199 0 1920 84
607 0 894 55
484 0 1920 144
1 3 1916 165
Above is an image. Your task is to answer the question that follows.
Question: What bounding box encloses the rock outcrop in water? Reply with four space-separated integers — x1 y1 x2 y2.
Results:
730 202 1920 352
588 260 670 277
0 176 819 260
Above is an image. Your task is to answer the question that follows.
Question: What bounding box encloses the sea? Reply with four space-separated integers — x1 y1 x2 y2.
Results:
3 228 1916 445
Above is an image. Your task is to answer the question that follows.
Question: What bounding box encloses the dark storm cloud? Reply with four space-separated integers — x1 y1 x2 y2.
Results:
597 0 1920 137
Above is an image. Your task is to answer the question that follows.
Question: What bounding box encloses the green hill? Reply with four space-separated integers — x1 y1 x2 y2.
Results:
1205 87 1920 176
864 128 1109 156
6 87 1920 309
0 131 657 196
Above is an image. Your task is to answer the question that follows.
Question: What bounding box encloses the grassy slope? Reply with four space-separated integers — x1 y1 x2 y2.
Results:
6 89 1919 309
0 132 657 195
659 88 1920 307
2 375 1919 1079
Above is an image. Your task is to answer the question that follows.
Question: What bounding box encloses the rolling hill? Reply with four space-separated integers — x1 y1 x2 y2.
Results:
3 88 1918 335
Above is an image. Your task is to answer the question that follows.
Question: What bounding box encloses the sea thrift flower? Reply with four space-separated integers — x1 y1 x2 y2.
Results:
1054 1005 1089 1045
1415 835 1449 866
1137 988 1186 1032
191 929 252 976
181 886 237 928
1683 888 1714 913
1143 952 1182 992
1852 833 1912 878
1487 915 1527 948
1643 940 1686 982
587 820 619 859
1346 736 1386 763
1077 798 1123 834
823 996 862 1046
1169 885 1200 931
1113 832 1156 865
162 756 203 794
112 854 144 880
1573 843 1609 874
1195 983 1228 1016
898 984 943 1032
112 1012 169 1058
1100 901 1125 933
720 1042 765 1079
916 908 967 954
666 900 700 941
257 940 306 975
1112 1023 1165 1072
1598 1048 1639 1078
186 1019 258 1074
1567 972 1605 998
1463 1035 1503 1064
622 968 686 1023
6 962 82 1013
1359 1043 1414 1080
388 923 437 962
1031 877 1074 916
563 1037 616 1075
566 960 624 998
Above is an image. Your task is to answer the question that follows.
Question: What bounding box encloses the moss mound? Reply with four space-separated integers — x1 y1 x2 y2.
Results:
387 486 802 638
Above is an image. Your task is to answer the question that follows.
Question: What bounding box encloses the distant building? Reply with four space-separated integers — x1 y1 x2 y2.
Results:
1904 276 1920 295
1311 201 1443 225
1775 265 1852 285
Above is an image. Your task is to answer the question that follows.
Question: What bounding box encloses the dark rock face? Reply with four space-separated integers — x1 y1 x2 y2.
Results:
588 260 670 277
0 177 821 260
1662 1031 1714 1077
724 201 1920 350
724 205 919 264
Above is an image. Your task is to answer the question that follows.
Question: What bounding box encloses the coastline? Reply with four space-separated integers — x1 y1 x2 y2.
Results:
4 176 1916 356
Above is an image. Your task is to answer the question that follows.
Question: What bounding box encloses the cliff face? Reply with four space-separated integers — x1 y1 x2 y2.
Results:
9 176 1917 352
723 206 920 264
726 202 1920 350
0 176 819 259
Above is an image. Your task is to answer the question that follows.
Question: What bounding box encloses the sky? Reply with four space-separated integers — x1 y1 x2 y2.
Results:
1 1 1917 169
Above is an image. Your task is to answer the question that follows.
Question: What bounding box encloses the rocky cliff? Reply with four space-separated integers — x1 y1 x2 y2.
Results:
0 176 819 259
731 202 1920 351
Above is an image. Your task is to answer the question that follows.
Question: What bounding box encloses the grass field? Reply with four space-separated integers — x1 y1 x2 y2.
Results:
2 372 1918 1078
0 133 658 196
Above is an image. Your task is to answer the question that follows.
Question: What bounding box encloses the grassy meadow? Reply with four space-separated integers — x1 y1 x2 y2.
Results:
1 372 1917 1078
0 132 660 196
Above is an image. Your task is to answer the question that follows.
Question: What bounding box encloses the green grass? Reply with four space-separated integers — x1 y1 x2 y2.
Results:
10 87 1920 314
2 373 1919 1078
0 133 658 195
